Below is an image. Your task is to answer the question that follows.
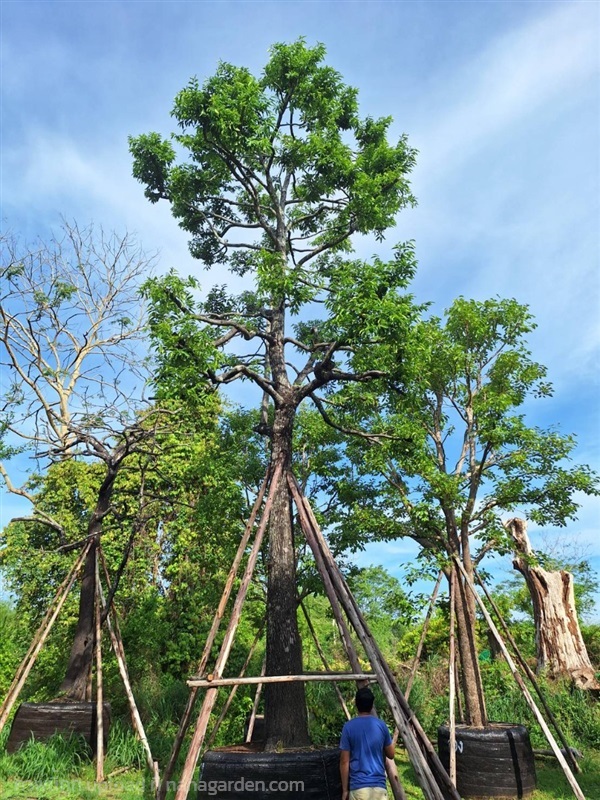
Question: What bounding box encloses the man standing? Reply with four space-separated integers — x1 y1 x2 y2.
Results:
340 687 395 800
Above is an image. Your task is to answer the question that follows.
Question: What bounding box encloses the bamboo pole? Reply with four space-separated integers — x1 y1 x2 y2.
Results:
173 462 283 800
0 540 93 736
474 569 581 775
245 656 266 743
94 552 105 783
98 549 159 788
289 476 455 800
300 600 351 720
454 557 586 800
448 568 457 788
157 468 272 800
205 628 263 750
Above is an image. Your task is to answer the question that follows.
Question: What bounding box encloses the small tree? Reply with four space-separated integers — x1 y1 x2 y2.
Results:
130 39 418 748
0 221 157 700
329 297 599 726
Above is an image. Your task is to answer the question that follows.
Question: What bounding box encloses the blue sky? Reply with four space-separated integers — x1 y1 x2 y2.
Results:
1 1 599 616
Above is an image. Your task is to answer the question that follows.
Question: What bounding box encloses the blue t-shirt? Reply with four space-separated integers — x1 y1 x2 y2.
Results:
339 715 392 790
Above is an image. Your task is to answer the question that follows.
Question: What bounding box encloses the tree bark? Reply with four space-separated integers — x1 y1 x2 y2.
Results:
58 466 117 700
264 404 310 749
453 571 487 726
448 523 486 726
508 518 599 691
58 539 97 700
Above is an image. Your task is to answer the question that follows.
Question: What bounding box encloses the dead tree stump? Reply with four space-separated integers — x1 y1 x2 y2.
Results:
507 518 599 691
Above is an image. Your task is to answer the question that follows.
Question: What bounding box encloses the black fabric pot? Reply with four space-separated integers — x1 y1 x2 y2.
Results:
438 723 537 799
197 746 342 799
6 701 111 754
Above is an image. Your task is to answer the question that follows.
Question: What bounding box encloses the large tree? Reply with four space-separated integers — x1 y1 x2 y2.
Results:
0 222 157 700
326 297 599 726
130 39 418 748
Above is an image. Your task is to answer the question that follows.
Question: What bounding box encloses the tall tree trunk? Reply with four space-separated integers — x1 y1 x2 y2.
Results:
453 572 487 726
448 522 486 726
508 518 599 691
58 466 117 700
57 539 97 700
264 404 310 750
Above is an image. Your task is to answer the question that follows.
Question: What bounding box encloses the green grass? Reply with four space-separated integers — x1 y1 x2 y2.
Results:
0 748 597 799
0 764 150 799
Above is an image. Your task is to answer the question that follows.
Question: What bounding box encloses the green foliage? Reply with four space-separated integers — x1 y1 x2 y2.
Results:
0 601 21 696
325 297 599 564
348 565 416 655
130 38 416 274
581 624 600 669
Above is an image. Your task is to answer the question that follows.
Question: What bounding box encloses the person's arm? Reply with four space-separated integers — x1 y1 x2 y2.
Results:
383 721 395 760
340 749 350 800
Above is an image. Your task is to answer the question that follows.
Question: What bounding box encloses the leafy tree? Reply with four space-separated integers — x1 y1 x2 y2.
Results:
130 38 418 748
0 397 261 711
327 297 599 726
0 221 159 700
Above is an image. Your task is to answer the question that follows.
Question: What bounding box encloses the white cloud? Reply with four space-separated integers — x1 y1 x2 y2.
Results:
411 2 598 182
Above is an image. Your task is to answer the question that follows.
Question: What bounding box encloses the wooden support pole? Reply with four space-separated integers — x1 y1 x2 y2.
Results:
290 478 409 800
173 462 282 800
245 656 266 743
94 551 105 784
454 557 585 800
474 569 581 775
393 569 443 747
188 672 378 688
405 571 443 701
0 540 93 736
448 568 457 788
289 480 361 674
98 549 159 788
300 600 351 720
157 468 272 800
205 628 263 750
289 475 455 800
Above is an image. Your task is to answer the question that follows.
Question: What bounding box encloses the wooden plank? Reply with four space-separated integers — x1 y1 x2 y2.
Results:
188 672 378 688
290 480 407 800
